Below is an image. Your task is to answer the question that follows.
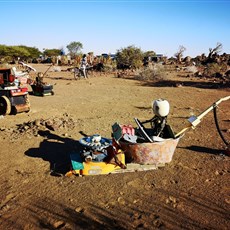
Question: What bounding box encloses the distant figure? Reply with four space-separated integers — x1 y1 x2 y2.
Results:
80 54 88 78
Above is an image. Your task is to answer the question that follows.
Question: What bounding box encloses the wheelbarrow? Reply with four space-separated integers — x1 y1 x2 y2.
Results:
116 96 230 165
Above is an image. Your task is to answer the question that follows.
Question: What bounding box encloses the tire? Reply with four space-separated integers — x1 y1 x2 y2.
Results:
74 68 80 80
0 96 11 115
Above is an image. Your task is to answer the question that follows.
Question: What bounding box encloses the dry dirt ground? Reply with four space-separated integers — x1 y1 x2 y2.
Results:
0 64 230 230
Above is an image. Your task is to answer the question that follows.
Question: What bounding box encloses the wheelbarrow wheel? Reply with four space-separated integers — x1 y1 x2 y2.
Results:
0 96 11 115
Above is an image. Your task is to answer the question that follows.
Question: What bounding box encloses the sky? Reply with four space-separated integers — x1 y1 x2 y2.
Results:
0 0 229 58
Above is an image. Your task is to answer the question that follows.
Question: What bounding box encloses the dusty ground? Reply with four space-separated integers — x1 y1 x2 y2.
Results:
0 64 229 230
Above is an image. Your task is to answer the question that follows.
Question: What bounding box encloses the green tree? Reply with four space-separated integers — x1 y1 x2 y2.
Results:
0 45 8 58
18 46 41 58
0 44 41 62
4 46 30 61
116 45 144 69
43 48 61 57
66 41 83 58
11 46 30 58
143 50 156 58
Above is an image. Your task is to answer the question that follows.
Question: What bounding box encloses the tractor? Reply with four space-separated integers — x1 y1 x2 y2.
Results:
0 68 30 115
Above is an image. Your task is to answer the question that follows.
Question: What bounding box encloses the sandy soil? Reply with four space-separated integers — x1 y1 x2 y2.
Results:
0 64 229 230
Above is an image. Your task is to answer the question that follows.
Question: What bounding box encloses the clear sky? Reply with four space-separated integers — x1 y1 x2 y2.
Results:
0 0 229 58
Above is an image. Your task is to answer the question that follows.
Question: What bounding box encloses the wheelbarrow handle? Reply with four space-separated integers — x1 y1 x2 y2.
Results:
196 95 230 122
175 95 230 138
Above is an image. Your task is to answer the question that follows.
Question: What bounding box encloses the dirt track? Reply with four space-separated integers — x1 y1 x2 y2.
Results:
0 64 230 229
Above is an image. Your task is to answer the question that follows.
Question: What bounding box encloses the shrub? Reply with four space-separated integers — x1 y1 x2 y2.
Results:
135 64 166 81
203 63 228 77
116 45 143 69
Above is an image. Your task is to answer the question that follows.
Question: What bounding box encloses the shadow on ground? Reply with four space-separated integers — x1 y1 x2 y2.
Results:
179 145 225 155
139 79 230 89
24 130 85 176
4 186 229 229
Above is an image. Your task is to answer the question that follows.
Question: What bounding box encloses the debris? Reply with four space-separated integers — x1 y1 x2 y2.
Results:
0 68 30 115
30 72 54 96
117 197 126 205
75 207 84 213
53 220 65 229
0 115 76 140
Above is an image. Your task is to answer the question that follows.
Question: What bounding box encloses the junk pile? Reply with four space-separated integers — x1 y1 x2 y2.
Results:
68 135 126 176
68 99 179 176
0 68 30 115
12 62 36 86
68 96 230 176
9 62 54 97
0 63 54 115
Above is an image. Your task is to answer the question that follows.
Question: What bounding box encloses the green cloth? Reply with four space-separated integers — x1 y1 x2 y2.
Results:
70 153 84 170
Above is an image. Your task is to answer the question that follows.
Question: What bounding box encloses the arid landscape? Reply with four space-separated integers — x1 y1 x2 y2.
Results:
0 63 230 229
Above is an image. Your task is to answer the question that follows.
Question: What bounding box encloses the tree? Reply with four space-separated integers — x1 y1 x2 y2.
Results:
208 42 222 58
18 46 41 58
143 50 156 58
66 41 83 58
174 45 186 63
143 50 156 65
0 44 41 62
3 46 30 61
43 49 61 57
116 45 144 69
0 45 8 58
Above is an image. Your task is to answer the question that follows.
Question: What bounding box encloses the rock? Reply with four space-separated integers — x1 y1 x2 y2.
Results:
53 220 65 229
165 198 170 204
34 119 40 126
169 196 177 203
153 219 163 228
75 206 84 213
117 197 125 205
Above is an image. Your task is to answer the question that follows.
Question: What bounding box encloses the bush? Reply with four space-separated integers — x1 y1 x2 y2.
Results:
116 45 143 69
135 64 166 81
203 63 228 77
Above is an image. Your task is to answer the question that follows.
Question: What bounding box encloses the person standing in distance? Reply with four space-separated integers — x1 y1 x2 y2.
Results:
80 54 88 78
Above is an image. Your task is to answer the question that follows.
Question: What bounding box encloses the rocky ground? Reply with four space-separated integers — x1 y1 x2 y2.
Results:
0 64 229 229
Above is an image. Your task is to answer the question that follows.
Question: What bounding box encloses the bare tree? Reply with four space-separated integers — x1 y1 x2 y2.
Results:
174 45 186 63
208 42 222 58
